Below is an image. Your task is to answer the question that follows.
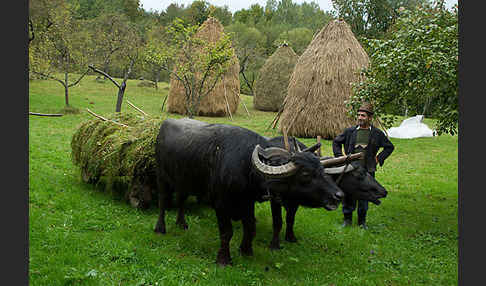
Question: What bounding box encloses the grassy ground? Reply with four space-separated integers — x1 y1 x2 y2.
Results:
29 75 458 285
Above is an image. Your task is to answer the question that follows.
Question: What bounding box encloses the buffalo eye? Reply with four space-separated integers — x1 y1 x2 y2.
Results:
299 170 312 184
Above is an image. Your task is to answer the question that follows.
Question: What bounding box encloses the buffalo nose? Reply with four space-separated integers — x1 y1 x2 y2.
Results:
334 190 344 201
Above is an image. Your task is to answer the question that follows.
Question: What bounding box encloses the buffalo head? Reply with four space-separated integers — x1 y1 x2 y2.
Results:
251 144 344 210
324 160 388 205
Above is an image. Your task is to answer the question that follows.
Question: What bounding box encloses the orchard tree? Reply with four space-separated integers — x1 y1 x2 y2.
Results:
89 21 143 112
29 1 91 108
274 27 313 55
86 13 134 78
156 18 236 118
141 24 169 89
331 0 430 39
225 22 267 95
28 0 65 78
348 1 458 135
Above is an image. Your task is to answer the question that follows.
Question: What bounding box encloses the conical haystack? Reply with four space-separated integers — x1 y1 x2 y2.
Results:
167 17 240 117
278 19 369 139
253 43 298 112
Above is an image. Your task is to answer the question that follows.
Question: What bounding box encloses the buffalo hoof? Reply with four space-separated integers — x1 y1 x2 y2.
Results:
154 226 166 234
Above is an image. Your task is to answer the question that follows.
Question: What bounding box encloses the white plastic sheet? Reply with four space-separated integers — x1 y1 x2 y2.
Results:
387 115 435 139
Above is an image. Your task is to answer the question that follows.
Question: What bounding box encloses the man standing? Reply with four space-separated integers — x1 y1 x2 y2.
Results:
332 102 394 229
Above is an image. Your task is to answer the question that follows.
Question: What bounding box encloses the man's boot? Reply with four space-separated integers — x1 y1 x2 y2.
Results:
342 213 352 227
358 215 368 230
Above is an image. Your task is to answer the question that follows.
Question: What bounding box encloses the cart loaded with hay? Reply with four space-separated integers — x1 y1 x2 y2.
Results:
71 110 163 209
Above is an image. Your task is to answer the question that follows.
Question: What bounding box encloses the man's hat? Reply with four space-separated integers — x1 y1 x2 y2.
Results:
358 102 374 115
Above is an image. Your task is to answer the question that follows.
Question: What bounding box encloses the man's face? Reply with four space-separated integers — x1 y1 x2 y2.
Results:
357 111 371 127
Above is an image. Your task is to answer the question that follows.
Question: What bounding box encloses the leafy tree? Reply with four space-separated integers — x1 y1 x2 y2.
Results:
29 1 91 108
185 0 210 26
273 0 299 28
297 1 333 33
233 4 265 26
159 3 186 26
331 0 430 39
274 27 313 55
225 22 267 95
67 0 142 21
141 24 169 89
348 2 458 135
85 13 134 77
89 21 143 112
208 5 232 26
155 18 236 117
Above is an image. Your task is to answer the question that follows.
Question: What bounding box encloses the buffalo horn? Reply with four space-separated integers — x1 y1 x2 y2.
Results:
320 152 363 167
251 145 298 178
324 164 355 174
301 142 321 153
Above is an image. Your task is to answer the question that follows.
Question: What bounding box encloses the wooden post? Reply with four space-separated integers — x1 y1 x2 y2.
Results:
316 136 322 156
283 127 290 152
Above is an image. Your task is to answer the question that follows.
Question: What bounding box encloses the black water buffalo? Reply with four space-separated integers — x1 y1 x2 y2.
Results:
153 118 346 266
267 136 388 249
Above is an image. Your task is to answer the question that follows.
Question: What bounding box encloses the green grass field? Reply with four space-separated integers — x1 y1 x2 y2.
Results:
29 75 458 285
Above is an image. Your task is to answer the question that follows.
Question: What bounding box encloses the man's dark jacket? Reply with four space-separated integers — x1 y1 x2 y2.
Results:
332 125 394 173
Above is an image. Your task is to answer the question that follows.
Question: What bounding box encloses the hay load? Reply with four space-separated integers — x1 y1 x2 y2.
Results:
278 19 369 139
253 43 298 112
167 17 240 117
71 112 162 209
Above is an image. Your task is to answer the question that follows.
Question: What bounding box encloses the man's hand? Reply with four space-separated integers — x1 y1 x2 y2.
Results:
375 156 379 164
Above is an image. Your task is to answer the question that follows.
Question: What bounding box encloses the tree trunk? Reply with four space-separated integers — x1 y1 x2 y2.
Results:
154 70 160 90
115 60 133 112
115 81 126 112
64 71 69 106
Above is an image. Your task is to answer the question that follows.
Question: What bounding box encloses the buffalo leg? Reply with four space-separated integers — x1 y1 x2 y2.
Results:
154 179 173 234
175 192 189 230
285 204 299 242
240 203 256 256
215 209 233 266
270 200 283 250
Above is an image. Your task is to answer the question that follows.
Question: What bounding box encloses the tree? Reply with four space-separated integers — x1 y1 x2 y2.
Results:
274 27 313 55
348 2 458 135
85 13 134 78
225 22 267 95
185 0 210 26
208 5 232 26
29 1 90 108
88 21 143 112
331 0 430 39
156 18 236 118
141 24 169 89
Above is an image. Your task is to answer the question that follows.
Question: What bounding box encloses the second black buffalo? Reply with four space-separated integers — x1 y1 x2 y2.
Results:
267 136 388 249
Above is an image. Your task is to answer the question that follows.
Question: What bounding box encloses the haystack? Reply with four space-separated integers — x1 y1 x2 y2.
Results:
253 43 298 112
278 19 369 139
71 113 162 209
167 17 240 117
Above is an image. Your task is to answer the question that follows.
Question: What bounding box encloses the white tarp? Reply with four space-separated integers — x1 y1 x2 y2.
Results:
387 115 435 139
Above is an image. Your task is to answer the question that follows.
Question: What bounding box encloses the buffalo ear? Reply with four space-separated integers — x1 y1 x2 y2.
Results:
301 143 321 153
